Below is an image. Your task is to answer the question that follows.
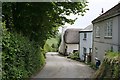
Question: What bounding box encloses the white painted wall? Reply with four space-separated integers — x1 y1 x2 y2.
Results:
92 42 119 63
92 16 119 63
66 44 79 54
59 26 80 55
119 15 120 47
59 26 67 54
79 32 93 61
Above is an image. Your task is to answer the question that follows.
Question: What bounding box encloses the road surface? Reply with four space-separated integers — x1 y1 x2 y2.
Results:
33 52 95 78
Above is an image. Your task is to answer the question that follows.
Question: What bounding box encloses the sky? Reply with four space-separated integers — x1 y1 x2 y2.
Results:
60 0 120 30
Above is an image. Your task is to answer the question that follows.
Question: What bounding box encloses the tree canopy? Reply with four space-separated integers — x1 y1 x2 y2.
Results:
2 2 89 79
2 2 88 47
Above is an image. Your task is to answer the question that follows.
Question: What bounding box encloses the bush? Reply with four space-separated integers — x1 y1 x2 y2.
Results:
44 43 53 52
93 51 120 78
68 52 79 60
2 25 45 79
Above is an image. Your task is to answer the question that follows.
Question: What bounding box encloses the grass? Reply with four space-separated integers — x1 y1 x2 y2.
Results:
44 38 59 52
105 51 120 60
67 52 80 61
86 62 97 70
46 38 58 46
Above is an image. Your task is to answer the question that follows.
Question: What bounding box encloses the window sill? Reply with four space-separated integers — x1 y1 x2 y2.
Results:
104 36 112 39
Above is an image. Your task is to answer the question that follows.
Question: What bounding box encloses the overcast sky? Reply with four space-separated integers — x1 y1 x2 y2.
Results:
63 0 120 29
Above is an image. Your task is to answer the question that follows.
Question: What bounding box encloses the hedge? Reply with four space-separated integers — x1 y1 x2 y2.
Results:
2 26 45 79
93 51 120 78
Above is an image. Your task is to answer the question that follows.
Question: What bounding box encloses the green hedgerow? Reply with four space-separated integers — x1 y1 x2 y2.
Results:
2 24 45 80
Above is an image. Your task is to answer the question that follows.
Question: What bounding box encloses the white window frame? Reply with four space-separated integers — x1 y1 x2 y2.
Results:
95 26 100 38
105 20 112 38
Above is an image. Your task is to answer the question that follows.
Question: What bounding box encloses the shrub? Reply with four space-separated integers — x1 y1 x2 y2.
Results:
93 51 120 78
44 43 53 52
2 25 45 79
68 52 79 60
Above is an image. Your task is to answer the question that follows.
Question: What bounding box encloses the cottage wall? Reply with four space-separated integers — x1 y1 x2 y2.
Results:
92 16 119 63
79 32 93 61
66 44 79 54
118 15 120 48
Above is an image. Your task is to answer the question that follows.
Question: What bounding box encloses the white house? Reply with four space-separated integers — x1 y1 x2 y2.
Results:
59 28 81 55
92 3 120 63
79 24 93 62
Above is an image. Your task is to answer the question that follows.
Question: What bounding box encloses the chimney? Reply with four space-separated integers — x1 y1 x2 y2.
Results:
99 8 104 15
101 8 104 13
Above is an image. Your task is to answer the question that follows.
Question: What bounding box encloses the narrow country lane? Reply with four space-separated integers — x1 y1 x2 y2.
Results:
33 52 95 78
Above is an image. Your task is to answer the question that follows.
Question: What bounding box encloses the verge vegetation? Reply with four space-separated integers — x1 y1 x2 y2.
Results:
2 23 45 79
67 52 80 61
93 51 120 79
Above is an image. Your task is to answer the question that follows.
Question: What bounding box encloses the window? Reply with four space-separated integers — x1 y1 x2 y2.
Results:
105 20 112 37
118 47 120 52
83 33 87 40
83 47 87 54
89 48 92 53
95 47 98 57
110 46 113 52
84 33 87 38
95 26 100 37
83 47 87 61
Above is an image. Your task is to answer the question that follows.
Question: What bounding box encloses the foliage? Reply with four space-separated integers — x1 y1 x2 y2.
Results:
2 24 45 79
93 51 120 79
0 23 2 80
44 43 53 52
2 2 88 79
55 33 61 50
88 62 97 70
105 51 119 59
46 38 58 47
67 52 79 60
44 34 61 52
2 2 88 47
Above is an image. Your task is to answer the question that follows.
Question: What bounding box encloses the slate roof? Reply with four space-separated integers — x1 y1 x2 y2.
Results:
64 28 82 44
92 3 120 23
79 24 93 32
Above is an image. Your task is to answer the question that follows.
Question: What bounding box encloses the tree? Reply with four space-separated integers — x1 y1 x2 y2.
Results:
2 2 88 47
2 2 89 79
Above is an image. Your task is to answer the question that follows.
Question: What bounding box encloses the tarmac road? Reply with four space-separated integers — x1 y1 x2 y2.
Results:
33 52 95 78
